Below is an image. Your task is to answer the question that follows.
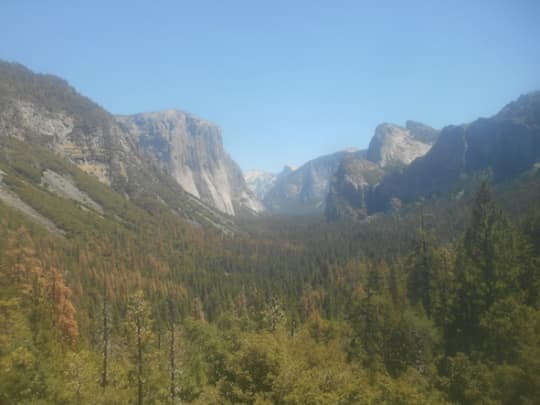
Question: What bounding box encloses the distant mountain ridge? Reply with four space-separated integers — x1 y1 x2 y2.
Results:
262 150 366 215
3 60 538 226
261 120 438 215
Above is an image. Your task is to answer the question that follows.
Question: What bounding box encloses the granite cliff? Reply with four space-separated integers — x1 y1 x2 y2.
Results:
367 122 437 168
117 111 263 216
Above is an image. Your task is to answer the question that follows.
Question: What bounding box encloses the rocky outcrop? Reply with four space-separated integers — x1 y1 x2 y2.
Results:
117 111 263 216
41 169 104 214
366 123 435 168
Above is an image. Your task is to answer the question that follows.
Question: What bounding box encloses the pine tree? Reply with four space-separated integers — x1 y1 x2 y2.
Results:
127 291 153 405
167 296 178 401
101 274 110 390
448 182 528 354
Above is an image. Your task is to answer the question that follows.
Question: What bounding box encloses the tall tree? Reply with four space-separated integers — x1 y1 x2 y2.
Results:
167 296 178 401
127 291 153 405
101 274 110 390
448 182 528 354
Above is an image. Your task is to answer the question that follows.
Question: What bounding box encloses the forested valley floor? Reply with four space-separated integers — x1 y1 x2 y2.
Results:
1 177 540 404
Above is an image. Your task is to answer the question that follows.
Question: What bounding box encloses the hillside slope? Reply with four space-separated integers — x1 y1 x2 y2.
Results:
0 61 238 232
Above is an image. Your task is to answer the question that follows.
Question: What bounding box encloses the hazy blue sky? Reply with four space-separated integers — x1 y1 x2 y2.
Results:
1 1 539 172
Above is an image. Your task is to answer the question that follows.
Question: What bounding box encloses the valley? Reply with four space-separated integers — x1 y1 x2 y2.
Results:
1 61 539 404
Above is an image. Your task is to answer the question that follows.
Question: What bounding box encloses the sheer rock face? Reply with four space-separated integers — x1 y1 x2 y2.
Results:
117 111 263 216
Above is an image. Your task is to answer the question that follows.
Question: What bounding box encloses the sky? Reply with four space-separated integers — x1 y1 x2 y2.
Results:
1 1 539 173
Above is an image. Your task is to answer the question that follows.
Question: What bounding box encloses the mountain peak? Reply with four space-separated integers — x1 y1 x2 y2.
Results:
367 122 436 168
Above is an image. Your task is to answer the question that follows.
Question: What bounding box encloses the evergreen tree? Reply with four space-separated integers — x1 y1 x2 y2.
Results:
126 291 154 405
448 182 530 354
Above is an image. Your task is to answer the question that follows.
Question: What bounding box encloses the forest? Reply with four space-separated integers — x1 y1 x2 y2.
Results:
0 2 539 402
1 169 540 404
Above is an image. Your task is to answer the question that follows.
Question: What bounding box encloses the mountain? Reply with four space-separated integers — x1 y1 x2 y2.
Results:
328 91 540 220
244 170 277 200
0 61 242 231
117 111 263 216
325 121 438 220
2 61 540 405
367 91 540 211
366 122 437 168
264 120 439 216
263 150 364 215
